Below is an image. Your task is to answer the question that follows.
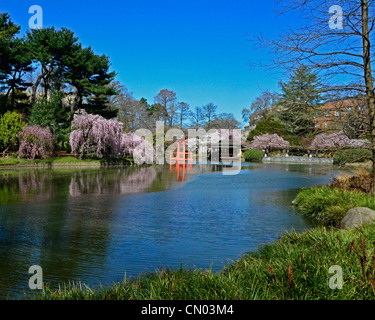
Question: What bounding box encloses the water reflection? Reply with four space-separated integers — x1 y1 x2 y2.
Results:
69 167 158 197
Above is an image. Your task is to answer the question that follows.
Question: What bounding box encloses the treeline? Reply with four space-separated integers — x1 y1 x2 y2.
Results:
0 12 240 155
113 86 240 133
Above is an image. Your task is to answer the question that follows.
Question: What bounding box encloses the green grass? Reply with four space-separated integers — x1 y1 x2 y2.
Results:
36 224 375 300
0 158 30 165
293 186 375 227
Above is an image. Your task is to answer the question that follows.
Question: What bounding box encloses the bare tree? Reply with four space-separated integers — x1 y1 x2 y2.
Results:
210 113 241 129
154 89 177 126
190 106 204 129
258 0 375 193
345 109 370 138
176 101 190 128
241 107 251 125
250 90 279 121
202 103 218 130
109 82 156 132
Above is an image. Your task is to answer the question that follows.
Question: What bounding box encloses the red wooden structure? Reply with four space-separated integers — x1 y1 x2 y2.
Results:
170 141 193 181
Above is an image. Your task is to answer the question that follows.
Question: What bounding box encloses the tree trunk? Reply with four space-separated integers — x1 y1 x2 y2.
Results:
361 0 375 195
31 66 54 105
31 73 44 105
2 146 10 158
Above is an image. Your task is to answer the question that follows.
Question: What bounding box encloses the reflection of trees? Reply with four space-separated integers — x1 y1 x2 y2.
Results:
0 167 159 205
0 165 229 298
0 167 160 298
68 167 157 197
0 171 57 205
0 189 118 298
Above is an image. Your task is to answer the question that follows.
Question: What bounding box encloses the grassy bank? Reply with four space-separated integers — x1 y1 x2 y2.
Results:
293 186 375 227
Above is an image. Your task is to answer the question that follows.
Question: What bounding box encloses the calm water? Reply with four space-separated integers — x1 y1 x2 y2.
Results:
0 163 339 299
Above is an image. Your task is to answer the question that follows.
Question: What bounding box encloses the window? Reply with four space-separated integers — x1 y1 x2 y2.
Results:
347 106 353 111
334 110 340 117
324 111 330 117
361 106 366 113
325 122 328 128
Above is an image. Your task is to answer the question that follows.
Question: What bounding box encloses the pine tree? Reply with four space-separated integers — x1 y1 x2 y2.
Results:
277 66 322 136
0 14 32 113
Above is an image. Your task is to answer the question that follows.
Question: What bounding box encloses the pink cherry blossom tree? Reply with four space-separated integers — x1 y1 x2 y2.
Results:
120 132 141 156
251 133 290 151
120 132 155 164
69 110 123 159
18 125 54 159
310 131 369 150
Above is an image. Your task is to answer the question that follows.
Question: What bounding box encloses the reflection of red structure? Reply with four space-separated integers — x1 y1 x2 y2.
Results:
170 141 193 181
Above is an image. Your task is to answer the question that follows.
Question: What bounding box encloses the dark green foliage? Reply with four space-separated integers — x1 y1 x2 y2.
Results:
247 117 301 145
0 13 32 113
0 12 118 119
26 27 79 104
247 117 288 141
63 44 117 117
24 25 116 117
243 149 264 162
276 66 322 137
0 13 21 84
28 91 72 150
333 148 372 165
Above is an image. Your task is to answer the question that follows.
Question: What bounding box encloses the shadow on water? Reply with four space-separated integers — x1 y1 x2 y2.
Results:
0 163 341 298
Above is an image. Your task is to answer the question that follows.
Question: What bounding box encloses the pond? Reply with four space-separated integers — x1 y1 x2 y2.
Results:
0 163 340 299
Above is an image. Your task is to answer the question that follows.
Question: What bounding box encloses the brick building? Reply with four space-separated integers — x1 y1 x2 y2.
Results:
313 99 367 133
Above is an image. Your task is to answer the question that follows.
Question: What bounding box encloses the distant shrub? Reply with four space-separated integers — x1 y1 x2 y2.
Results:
243 149 264 162
333 148 372 165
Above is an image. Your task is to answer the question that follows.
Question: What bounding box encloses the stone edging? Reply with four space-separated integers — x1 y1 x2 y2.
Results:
262 156 334 164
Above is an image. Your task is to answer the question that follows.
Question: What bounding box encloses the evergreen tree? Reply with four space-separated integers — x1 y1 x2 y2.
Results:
0 14 32 113
277 66 322 136
26 27 79 105
63 44 117 118
28 91 72 150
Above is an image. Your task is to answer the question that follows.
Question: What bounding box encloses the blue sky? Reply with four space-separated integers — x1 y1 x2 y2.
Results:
1 0 301 126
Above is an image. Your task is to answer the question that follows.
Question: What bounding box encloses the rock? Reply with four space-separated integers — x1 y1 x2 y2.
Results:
340 207 375 230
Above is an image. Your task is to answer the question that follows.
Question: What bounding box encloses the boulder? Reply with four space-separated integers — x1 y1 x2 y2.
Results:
340 207 375 230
